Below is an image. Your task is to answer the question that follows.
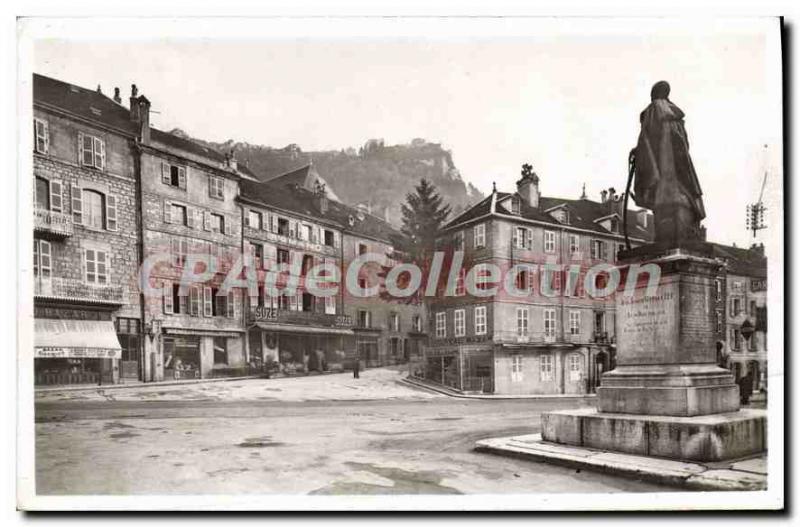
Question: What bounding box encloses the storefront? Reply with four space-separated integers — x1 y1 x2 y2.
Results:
160 329 246 380
250 322 354 374
34 315 122 386
163 335 202 380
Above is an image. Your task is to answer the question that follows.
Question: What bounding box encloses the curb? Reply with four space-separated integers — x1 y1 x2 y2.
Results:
401 376 597 400
34 374 267 394
474 435 767 492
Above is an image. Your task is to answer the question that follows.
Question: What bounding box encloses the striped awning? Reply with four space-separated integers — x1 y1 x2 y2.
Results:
34 318 122 359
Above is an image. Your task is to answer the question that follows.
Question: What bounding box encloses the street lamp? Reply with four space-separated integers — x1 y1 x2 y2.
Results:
740 318 755 341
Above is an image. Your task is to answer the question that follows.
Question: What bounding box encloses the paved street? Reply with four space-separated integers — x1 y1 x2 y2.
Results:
35 368 674 495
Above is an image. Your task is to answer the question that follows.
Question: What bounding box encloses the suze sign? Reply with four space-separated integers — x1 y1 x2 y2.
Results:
248 306 353 328
751 279 767 292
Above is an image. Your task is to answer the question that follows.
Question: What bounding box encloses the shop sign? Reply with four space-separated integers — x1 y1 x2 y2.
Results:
751 279 767 292
35 347 120 359
249 306 353 328
265 231 334 255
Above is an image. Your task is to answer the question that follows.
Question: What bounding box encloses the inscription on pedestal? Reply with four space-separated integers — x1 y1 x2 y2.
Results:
617 280 679 364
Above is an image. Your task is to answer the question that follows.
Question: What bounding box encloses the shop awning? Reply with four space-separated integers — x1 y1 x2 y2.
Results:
254 322 354 336
34 318 122 359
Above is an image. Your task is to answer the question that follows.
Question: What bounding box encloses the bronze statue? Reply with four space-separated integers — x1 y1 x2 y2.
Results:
627 81 706 246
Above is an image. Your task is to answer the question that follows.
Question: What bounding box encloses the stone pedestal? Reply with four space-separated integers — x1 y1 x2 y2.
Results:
540 243 765 462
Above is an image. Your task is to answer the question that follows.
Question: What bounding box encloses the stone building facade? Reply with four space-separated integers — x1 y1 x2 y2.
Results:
424 168 654 395
32 74 142 385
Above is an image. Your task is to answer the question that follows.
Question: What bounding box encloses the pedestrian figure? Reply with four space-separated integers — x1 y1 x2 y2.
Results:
739 370 753 405
353 355 360 379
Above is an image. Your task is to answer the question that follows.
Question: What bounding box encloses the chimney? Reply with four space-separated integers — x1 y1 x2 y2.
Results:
516 163 540 209
315 182 329 215
97 84 102 94
113 87 121 104
600 190 608 203
636 209 649 229
129 84 150 144
225 149 238 171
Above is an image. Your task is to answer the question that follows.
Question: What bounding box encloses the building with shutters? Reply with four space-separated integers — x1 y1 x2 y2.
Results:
32 74 142 385
238 165 427 373
423 167 654 395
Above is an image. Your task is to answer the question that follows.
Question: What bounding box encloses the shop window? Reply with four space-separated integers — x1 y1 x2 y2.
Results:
213 337 228 365
116 318 141 363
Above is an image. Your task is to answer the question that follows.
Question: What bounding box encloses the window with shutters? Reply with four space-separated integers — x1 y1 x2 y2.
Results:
105 194 118 230
83 190 105 230
474 306 487 335
33 240 52 279
163 281 174 314
453 309 465 337
172 237 189 268
435 312 447 338
412 315 422 332
208 176 224 199
79 133 105 169
247 210 262 230
358 310 372 329
84 248 109 285
300 224 312 241
513 227 527 249
516 307 529 337
34 119 49 154
515 268 530 292
171 203 188 226
324 295 336 315
540 354 554 381
203 286 213 317
277 217 289 236
474 223 486 248
250 242 264 269
277 249 290 265
544 230 556 253
591 239 606 260
161 162 187 189
210 213 224 234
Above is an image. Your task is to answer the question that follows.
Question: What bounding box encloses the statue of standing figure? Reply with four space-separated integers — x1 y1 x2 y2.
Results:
629 81 706 246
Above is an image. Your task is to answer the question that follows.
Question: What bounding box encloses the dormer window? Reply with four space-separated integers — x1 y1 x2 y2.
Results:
552 208 570 224
610 217 619 233
510 197 521 215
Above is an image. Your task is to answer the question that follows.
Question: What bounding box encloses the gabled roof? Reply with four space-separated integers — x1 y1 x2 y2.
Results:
266 163 340 201
240 179 399 243
34 73 258 179
446 189 655 241
710 243 767 278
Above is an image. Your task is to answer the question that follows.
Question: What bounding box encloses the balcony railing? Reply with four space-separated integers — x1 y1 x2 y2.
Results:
34 277 125 305
34 208 73 237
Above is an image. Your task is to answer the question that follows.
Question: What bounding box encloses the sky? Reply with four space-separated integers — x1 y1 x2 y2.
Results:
29 18 782 248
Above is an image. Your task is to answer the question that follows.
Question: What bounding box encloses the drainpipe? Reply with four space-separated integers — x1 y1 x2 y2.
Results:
133 139 149 382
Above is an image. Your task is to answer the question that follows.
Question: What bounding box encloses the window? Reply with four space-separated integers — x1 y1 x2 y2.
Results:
716 310 723 333
475 263 492 291
731 328 741 351
277 217 289 236
277 249 290 265
161 162 187 189
247 210 262 230
515 268 531 292
731 298 742 317
412 315 422 332
474 223 486 248
210 213 224 234
513 227 529 249
594 311 606 335
213 337 228 364
544 231 556 253
116 318 141 363
569 310 581 336
609 217 619 233
35 177 62 212
510 197 521 215
511 355 523 382
227 289 241 319
358 310 372 328
435 312 447 338
616 243 625 260
299 224 312 241
455 268 466 296
79 133 105 169
34 119 49 154
171 203 188 226
516 307 529 337
250 242 264 269
750 300 757 316
591 239 606 260
83 190 105 229
474 306 487 335
209 176 224 199
277 293 290 311
203 286 213 317
324 295 336 315
715 279 723 301
358 243 368 255
544 309 556 341
454 309 465 337
171 237 189 268
33 239 52 279
568 354 582 381
84 248 109 285
323 229 335 247
540 354 554 381
569 234 580 255
390 312 401 332
454 231 464 250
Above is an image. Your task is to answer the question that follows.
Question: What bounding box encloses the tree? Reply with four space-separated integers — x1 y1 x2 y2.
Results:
383 179 452 304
